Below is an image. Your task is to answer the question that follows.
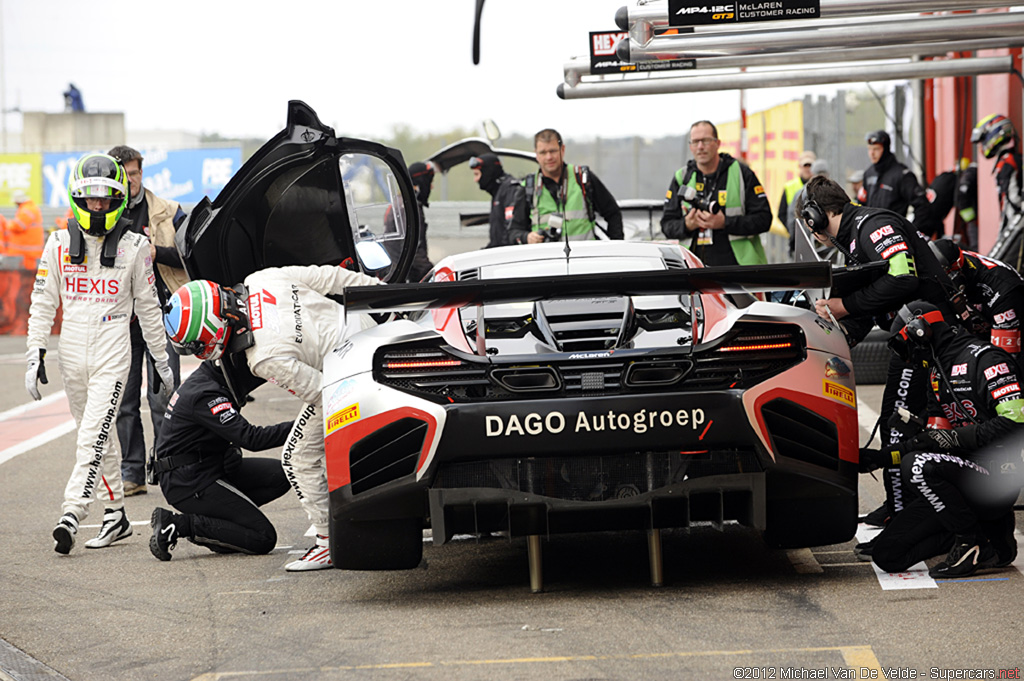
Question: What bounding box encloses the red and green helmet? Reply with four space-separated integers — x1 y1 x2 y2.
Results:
67 153 129 236
164 280 230 361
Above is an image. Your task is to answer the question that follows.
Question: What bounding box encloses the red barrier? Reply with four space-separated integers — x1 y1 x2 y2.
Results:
0 270 62 335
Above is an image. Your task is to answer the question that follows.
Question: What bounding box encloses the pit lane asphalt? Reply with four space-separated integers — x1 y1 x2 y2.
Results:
1 335 1022 681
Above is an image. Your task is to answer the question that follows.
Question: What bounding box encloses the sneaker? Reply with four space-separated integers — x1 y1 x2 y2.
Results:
123 481 147 497
929 535 999 578
150 507 180 561
52 513 79 555
285 534 332 571
859 503 889 528
853 538 875 562
84 507 133 548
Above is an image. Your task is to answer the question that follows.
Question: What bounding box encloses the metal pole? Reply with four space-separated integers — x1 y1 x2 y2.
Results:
617 0 1022 45
564 36 1021 84
648 529 664 587
557 57 1013 100
527 534 543 593
618 13 1024 62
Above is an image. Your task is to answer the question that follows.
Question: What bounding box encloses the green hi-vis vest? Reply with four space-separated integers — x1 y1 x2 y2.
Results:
675 161 767 266
784 177 804 206
527 164 596 240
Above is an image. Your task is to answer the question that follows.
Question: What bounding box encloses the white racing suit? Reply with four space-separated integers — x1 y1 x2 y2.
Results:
27 227 170 521
243 265 379 537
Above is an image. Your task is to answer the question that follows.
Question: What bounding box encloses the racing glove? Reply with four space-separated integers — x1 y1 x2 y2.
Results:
904 425 977 454
153 360 175 404
25 348 47 401
858 445 906 473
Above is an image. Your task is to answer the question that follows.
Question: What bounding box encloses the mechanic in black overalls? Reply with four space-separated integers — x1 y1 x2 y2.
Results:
863 301 1024 578
148 355 292 561
796 175 958 531
930 238 1024 362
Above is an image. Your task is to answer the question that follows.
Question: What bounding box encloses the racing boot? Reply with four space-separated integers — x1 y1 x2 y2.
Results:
285 534 332 571
928 534 999 578
52 512 79 555
150 507 182 561
853 537 876 562
85 507 133 548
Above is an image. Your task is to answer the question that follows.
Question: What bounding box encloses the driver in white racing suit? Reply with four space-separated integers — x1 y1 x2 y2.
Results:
165 265 380 571
26 153 173 554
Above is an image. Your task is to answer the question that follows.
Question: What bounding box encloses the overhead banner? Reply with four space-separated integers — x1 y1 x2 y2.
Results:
668 0 820 27
42 146 242 208
589 30 696 73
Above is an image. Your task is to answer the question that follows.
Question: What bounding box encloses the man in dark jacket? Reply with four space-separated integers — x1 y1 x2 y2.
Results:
471 153 521 248
864 301 1024 577
149 356 292 561
661 120 772 266
860 130 931 227
798 175 958 527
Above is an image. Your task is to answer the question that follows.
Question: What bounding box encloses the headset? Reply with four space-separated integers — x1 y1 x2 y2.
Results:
889 303 979 425
799 199 828 235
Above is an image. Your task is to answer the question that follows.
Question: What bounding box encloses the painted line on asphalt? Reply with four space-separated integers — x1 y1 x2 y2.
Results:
0 362 201 467
0 391 75 467
857 395 879 442
187 644 883 680
786 548 823 574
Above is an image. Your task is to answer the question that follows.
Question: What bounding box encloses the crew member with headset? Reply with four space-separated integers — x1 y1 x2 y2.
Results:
661 120 772 266
507 128 622 244
863 301 1023 578
929 238 1024 360
796 175 958 533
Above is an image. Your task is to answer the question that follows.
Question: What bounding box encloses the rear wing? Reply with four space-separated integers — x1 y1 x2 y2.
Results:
338 261 831 313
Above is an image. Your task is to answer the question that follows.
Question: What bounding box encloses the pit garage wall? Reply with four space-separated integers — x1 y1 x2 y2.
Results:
718 99 805 233
931 46 1022 254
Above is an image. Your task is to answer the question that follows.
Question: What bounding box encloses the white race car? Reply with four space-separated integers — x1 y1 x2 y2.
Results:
179 102 862 580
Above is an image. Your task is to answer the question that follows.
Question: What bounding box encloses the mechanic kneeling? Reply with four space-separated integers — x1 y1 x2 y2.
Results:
863 301 1024 578
149 349 292 561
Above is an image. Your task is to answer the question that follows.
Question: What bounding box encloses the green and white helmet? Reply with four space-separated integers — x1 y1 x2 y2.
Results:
67 153 129 236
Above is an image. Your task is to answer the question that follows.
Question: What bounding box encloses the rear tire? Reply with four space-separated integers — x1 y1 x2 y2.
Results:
329 514 423 571
763 495 858 549
850 329 889 385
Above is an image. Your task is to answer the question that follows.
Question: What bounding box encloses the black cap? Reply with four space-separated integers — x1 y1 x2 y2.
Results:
865 130 891 150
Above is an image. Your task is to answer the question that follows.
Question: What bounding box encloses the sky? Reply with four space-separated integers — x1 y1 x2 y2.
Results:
3 0 846 144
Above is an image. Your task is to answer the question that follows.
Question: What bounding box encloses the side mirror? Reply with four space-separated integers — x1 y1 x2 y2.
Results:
483 119 501 143
355 240 392 276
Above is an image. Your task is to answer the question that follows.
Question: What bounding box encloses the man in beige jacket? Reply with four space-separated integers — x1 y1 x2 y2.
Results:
108 145 190 495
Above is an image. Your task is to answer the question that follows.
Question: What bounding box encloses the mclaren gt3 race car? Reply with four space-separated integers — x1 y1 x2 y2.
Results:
324 242 860 572
175 101 860 579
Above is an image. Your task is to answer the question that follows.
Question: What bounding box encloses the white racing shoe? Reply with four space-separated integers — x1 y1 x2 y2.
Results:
53 513 79 555
285 534 332 571
84 507 133 549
